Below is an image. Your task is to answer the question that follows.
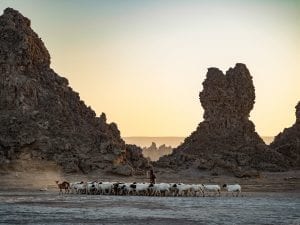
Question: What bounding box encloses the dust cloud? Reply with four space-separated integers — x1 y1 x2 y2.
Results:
0 159 64 190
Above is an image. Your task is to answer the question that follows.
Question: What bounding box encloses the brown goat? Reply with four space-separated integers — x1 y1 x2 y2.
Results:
55 181 70 194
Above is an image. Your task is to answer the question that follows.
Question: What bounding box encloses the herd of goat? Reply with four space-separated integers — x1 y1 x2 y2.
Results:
56 181 242 197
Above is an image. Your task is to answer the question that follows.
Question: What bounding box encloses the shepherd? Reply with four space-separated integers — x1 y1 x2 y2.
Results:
149 169 156 184
55 180 70 194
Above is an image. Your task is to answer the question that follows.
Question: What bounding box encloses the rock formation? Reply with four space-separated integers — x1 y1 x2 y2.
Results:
0 8 150 175
156 63 286 176
270 102 300 168
142 142 173 161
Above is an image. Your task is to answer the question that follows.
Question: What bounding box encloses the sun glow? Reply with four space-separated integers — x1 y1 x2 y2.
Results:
1 0 299 137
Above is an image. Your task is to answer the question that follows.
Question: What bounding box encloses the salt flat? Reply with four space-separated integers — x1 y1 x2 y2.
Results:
0 191 299 225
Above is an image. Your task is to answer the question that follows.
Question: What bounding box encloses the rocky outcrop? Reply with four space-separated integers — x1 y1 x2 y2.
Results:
142 142 173 161
125 144 151 174
156 63 286 175
270 102 300 168
0 8 150 175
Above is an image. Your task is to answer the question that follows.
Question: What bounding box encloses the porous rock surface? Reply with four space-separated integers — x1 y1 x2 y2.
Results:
270 102 300 168
0 8 150 175
156 64 287 176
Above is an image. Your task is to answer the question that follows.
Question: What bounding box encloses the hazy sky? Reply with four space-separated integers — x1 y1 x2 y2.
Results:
1 0 299 137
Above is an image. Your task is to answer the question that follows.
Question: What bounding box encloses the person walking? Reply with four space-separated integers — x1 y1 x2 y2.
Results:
149 169 156 184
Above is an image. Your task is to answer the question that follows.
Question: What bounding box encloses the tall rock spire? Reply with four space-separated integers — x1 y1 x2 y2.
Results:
0 8 150 175
156 63 286 176
199 63 256 138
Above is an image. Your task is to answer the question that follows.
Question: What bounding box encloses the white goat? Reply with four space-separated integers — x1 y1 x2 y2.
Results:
71 182 86 194
133 183 150 195
70 182 80 194
112 182 125 195
149 183 170 196
190 184 204 197
202 184 221 196
170 183 192 196
86 181 98 195
75 181 86 194
98 182 114 195
222 184 241 197
119 183 136 195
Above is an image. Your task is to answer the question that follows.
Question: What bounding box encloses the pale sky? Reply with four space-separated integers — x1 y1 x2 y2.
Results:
1 0 299 137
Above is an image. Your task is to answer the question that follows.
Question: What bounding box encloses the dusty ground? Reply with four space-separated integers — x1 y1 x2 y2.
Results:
1 166 299 224
0 166 299 193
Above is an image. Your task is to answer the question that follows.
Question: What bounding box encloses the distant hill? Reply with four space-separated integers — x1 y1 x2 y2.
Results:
123 136 274 148
141 142 173 161
123 137 184 148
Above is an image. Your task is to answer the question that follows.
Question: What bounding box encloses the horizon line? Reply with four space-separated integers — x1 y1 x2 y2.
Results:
123 136 274 138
